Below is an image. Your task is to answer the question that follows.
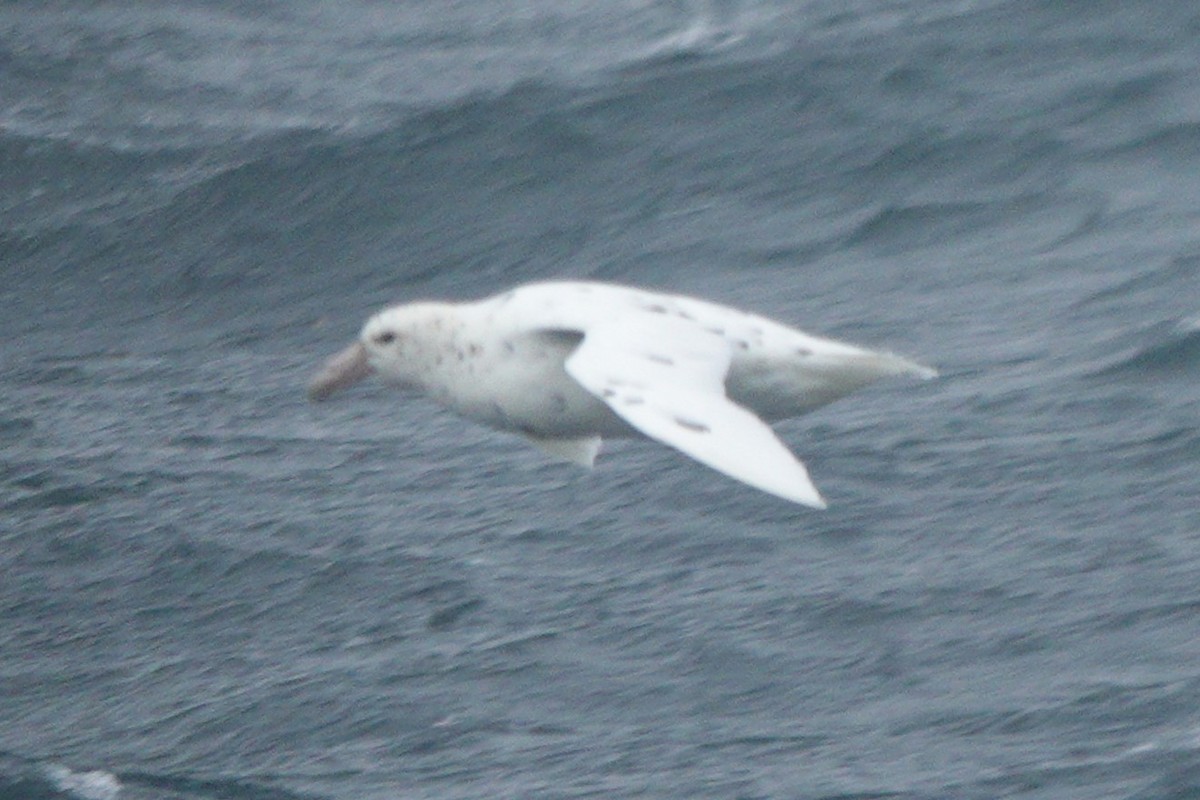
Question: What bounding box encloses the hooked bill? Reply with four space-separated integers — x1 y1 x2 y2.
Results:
308 341 372 401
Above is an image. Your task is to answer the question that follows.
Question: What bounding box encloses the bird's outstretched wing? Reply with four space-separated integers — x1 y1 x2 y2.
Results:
563 316 826 508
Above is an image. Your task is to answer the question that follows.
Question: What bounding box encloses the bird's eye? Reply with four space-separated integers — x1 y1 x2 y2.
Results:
373 331 397 346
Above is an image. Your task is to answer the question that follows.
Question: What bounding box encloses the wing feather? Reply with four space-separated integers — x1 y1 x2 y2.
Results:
563 317 826 508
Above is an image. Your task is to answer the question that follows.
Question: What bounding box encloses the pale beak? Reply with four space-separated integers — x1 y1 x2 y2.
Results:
308 341 372 401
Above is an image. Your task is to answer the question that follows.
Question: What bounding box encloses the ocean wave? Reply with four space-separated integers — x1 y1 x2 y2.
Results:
44 765 120 800
0 755 122 800
0 1 810 152
1100 324 1200 377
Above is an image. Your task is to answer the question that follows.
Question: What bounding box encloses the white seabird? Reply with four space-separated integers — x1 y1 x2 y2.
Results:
308 281 936 507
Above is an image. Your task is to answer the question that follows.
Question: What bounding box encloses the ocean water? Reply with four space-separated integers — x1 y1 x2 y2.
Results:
3 1 1200 798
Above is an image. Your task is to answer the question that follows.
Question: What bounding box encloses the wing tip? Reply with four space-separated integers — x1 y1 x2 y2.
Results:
777 483 828 509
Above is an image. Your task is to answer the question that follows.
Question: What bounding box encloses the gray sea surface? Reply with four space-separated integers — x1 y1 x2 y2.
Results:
3 1 1200 798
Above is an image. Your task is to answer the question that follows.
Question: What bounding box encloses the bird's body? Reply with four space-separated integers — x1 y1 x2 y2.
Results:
309 281 935 507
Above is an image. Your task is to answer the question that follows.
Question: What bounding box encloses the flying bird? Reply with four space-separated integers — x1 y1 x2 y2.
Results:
309 281 935 507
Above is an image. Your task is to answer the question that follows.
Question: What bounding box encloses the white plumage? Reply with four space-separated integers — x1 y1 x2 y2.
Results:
309 281 935 507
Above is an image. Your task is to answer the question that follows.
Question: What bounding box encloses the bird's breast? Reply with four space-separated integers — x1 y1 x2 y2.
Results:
417 335 626 438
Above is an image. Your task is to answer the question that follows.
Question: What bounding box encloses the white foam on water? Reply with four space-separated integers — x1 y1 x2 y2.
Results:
45 764 121 800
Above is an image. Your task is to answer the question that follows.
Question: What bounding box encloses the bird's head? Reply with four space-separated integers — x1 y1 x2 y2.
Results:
307 304 446 401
